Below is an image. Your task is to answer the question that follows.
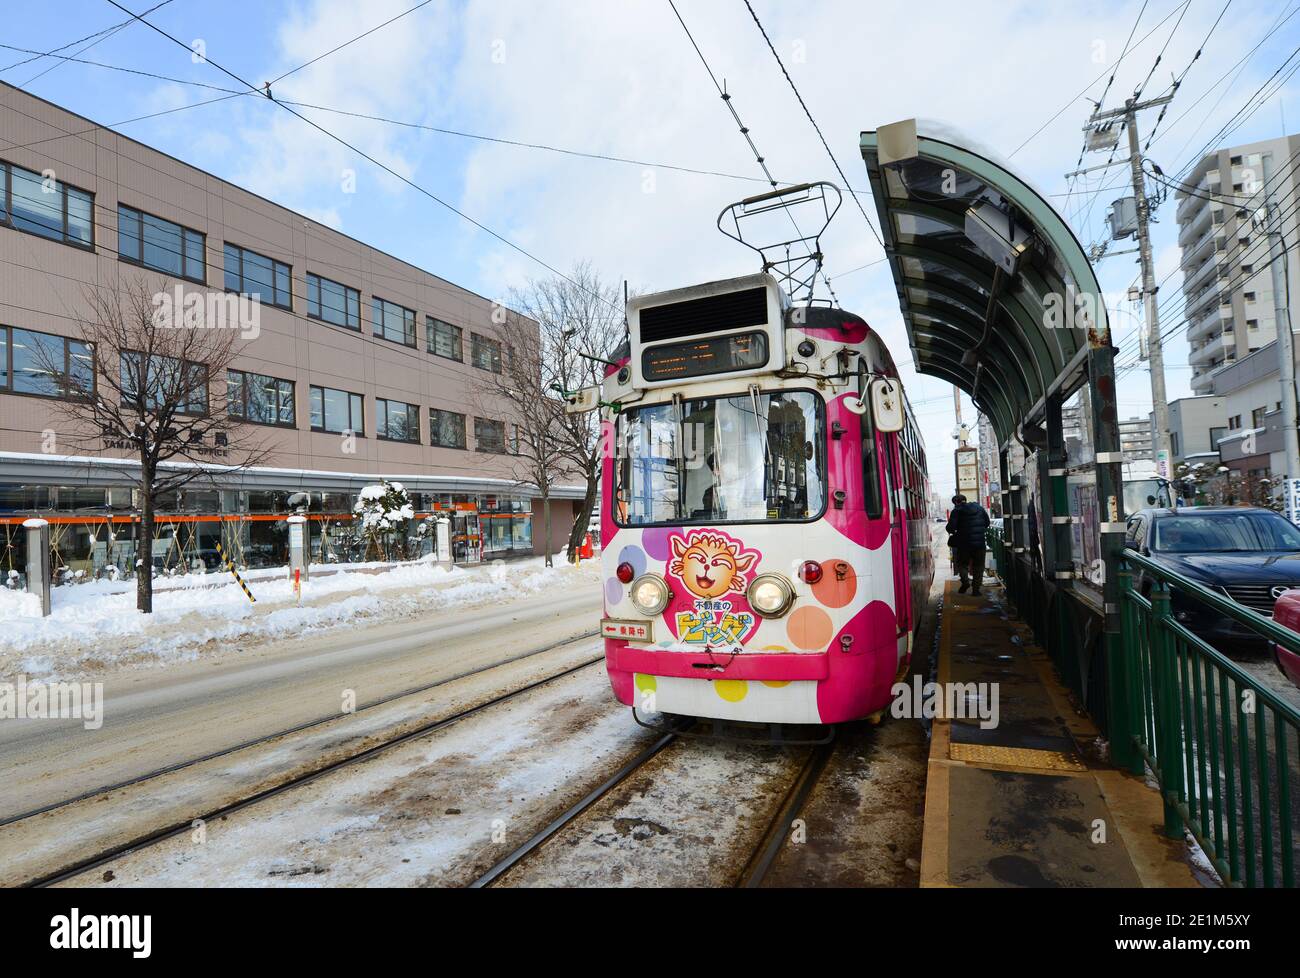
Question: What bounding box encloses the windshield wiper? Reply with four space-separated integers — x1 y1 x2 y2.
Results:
672 393 686 521
749 384 771 510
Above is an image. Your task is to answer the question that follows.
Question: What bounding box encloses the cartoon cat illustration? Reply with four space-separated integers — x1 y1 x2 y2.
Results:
669 531 758 600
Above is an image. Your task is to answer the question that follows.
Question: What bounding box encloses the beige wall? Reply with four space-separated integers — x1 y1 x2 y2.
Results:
0 82 526 488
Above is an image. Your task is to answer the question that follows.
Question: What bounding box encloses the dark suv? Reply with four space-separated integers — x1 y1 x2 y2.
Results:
1124 506 1300 656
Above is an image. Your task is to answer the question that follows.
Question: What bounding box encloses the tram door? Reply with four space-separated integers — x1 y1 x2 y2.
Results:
452 511 482 564
883 433 911 639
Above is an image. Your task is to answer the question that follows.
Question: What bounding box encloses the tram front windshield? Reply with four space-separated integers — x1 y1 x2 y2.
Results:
615 389 825 526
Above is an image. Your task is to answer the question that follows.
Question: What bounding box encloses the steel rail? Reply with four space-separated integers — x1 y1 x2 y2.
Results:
26 650 606 888
3 630 600 828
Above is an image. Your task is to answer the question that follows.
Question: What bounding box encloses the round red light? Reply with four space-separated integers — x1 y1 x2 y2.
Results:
616 562 635 584
799 560 823 584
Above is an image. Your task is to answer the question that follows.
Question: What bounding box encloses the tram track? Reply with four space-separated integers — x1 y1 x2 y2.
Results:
734 736 837 887
23 639 607 888
3 629 599 830
474 722 841 888
470 728 685 888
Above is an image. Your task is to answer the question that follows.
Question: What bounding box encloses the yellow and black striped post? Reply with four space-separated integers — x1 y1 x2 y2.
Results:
214 541 257 604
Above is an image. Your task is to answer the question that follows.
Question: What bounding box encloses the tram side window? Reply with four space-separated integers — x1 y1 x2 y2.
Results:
863 421 884 520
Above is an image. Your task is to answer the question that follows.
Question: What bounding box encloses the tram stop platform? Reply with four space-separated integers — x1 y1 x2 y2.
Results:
920 576 1205 888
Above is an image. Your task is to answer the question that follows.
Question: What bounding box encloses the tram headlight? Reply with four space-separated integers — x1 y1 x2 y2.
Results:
629 574 671 616
747 573 795 618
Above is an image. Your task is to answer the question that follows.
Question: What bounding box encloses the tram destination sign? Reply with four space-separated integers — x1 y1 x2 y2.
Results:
641 330 768 382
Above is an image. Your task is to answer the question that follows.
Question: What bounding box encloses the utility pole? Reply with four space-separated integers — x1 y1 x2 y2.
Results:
1077 94 1175 477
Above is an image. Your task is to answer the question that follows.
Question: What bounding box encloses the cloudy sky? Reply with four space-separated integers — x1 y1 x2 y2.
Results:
4 0 1298 497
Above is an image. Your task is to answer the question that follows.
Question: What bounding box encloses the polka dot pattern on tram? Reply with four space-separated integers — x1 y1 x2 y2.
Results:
604 577 623 606
640 527 674 562
787 605 834 650
714 679 748 702
616 544 647 580
811 559 856 609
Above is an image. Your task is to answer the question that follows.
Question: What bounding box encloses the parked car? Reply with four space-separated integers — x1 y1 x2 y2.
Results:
1124 506 1300 656
1271 589 1300 688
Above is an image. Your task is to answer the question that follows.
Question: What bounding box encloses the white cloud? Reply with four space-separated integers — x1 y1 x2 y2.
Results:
126 0 1295 499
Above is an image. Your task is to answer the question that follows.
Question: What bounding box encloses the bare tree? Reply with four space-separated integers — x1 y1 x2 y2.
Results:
506 263 625 562
35 274 270 613
469 306 571 567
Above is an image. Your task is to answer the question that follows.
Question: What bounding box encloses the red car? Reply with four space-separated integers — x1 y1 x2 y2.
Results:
1273 589 1300 688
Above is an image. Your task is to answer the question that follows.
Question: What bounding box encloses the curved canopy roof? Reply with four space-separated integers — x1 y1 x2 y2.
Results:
860 120 1110 446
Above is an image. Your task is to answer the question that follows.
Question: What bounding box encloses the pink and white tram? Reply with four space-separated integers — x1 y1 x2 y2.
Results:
591 272 932 727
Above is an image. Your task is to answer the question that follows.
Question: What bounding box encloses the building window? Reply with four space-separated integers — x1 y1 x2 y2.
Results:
1228 415 1241 430
0 326 93 398
305 273 360 330
224 243 292 309
118 205 205 282
470 332 502 372
120 351 207 415
1251 407 1267 428
428 318 463 361
475 417 506 453
309 385 364 434
0 161 94 248
429 407 466 448
228 369 295 426
1243 292 1256 302
372 297 417 347
1170 431 1180 456
376 397 419 442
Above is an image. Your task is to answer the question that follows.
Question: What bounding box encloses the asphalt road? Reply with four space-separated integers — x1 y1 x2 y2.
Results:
0 586 602 823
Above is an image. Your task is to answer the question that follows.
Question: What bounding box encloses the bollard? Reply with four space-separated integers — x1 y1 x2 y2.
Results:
23 518 51 618
286 515 309 584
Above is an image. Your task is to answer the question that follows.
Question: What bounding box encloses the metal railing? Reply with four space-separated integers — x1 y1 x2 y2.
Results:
986 524 1006 580
1119 551 1300 887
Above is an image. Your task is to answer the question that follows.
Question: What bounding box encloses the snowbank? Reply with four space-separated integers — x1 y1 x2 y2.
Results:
0 557 596 680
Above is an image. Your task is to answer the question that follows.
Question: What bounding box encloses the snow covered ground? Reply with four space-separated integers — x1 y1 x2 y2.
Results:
0 556 601 681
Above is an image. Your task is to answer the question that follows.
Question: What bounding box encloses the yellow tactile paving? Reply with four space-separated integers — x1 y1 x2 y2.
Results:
948 742 1087 772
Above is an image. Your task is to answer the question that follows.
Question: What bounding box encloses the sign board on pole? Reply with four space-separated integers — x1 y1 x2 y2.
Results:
1284 477 1300 528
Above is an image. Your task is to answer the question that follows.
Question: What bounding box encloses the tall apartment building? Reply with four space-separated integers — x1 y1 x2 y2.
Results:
1118 415 1153 460
0 83 582 574
1175 134 1300 395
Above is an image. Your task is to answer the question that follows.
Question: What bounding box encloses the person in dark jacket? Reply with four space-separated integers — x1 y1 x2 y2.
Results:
946 494 990 595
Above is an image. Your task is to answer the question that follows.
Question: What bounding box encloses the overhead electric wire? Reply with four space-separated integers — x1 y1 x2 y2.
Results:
0 0 174 79
1073 1 1195 238
1009 0 1191 159
1072 8 1296 262
1161 2 1299 171
1142 0 1234 151
740 0 884 251
665 0 840 304
265 0 435 87
1064 0 1147 229
103 0 622 315
0 45 789 185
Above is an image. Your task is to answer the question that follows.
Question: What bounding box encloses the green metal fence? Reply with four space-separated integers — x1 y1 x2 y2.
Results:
1119 551 1300 887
